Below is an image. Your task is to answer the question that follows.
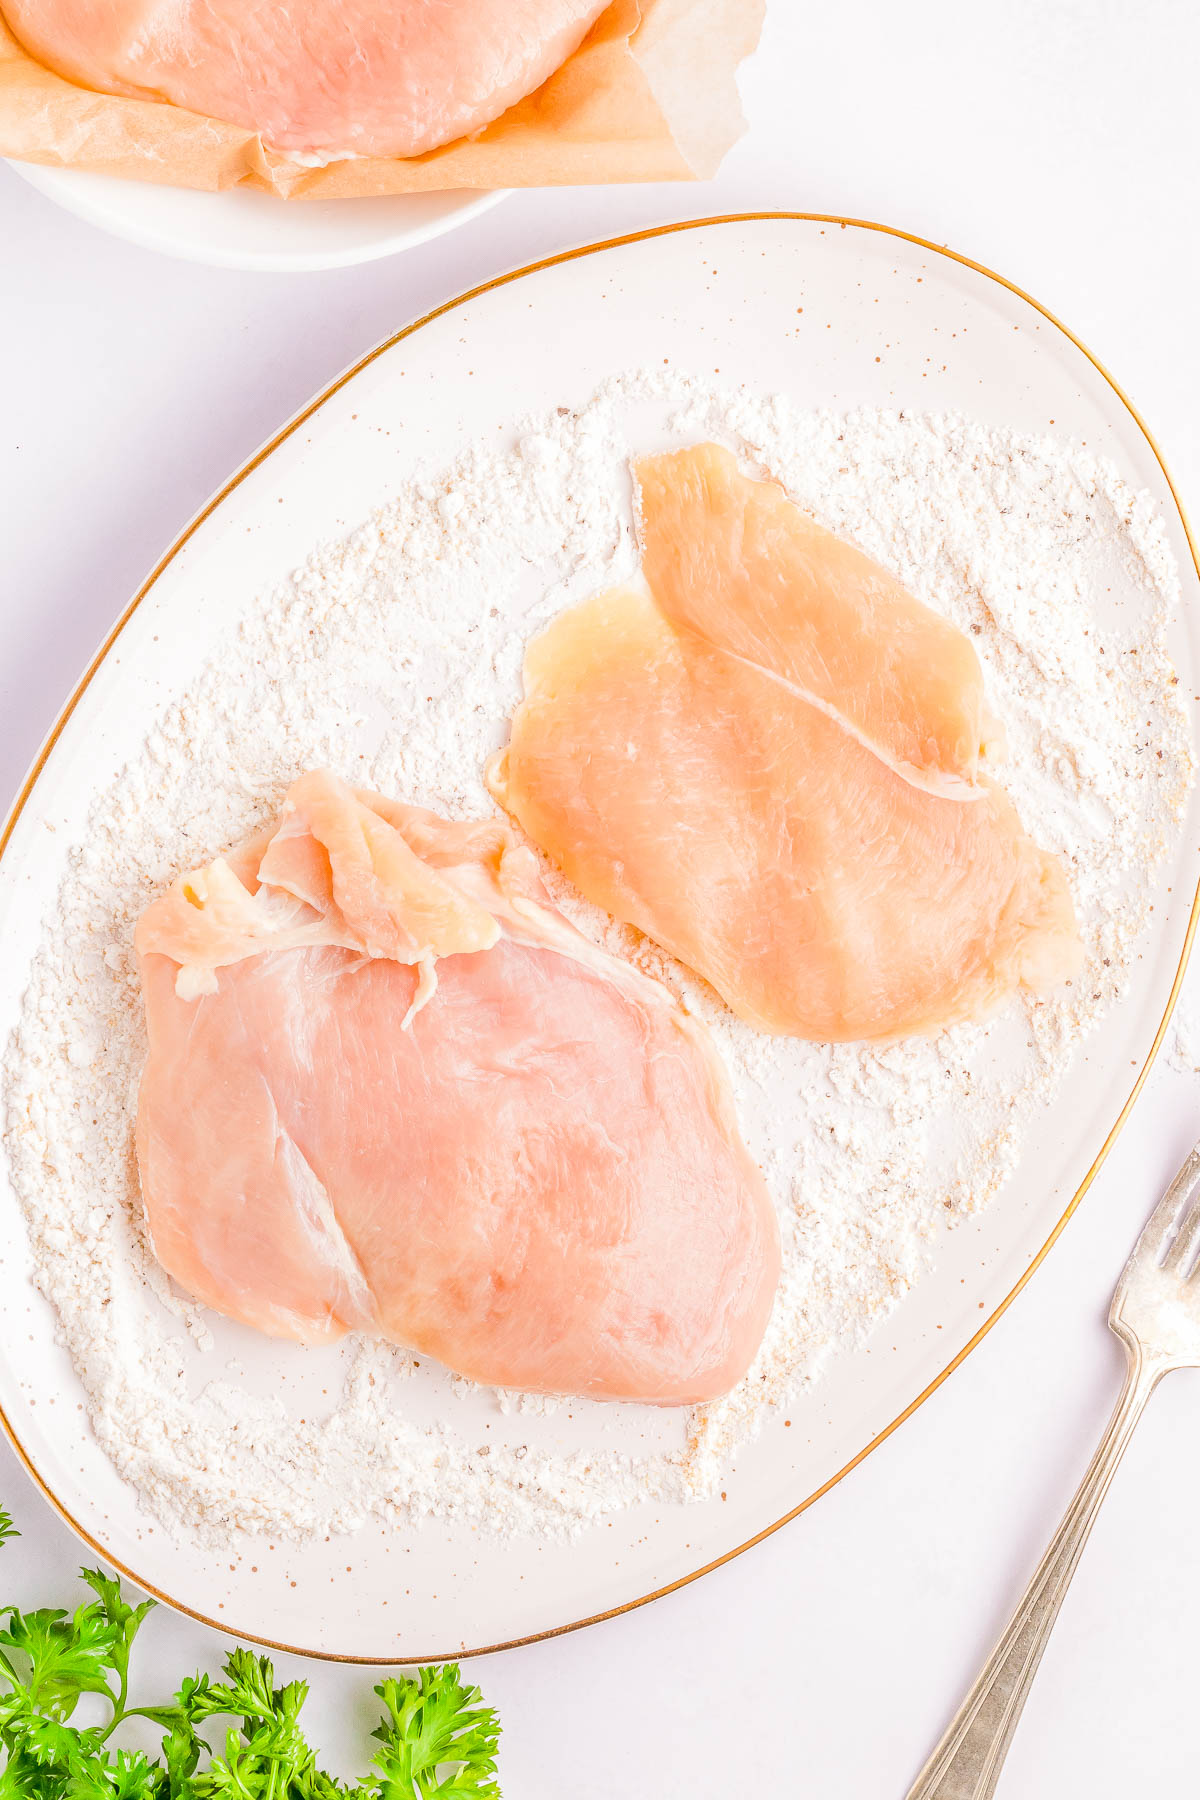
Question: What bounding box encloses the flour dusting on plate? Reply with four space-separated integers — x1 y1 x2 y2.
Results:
3 369 1192 1545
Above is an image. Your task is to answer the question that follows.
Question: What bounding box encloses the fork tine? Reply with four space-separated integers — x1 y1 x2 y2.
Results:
1166 1203 1200 1281
1130 1145 1200 1268
1161 1154 1200 1275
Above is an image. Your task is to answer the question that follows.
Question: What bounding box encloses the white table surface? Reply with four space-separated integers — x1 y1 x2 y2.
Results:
3 2 1200 1793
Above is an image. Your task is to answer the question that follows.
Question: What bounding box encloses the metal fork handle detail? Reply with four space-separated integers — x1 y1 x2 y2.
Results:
906 1345 1168 1800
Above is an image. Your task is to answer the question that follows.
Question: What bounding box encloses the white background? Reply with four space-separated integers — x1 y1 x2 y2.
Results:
3 2 1200 1793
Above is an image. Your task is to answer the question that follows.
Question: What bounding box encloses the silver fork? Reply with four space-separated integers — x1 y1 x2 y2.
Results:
907 1142 1200 1800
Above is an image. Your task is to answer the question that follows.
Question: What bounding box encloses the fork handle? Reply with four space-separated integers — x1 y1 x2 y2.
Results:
906 1347 1166 1800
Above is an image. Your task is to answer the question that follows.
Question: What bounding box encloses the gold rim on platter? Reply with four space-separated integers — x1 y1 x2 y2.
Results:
1 210 1197 1664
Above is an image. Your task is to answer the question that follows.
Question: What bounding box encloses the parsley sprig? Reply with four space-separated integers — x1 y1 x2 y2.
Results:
0 1506 501 1798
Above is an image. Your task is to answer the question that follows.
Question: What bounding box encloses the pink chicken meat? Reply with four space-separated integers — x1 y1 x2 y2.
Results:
490 444 1083 1043
134 771 779 1405
4 0 609 159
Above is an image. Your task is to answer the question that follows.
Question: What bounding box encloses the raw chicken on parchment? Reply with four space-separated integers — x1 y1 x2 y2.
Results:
3 0 610 158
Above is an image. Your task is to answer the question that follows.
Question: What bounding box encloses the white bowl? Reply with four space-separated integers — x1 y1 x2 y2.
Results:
7 159 507 270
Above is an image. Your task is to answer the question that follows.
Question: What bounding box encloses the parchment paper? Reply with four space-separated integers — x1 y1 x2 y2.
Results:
0 0 764 199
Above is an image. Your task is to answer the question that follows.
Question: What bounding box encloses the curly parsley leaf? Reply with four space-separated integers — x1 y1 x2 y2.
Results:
71 1745 165 1799
0 1602 120 1719
0 1522 502 1797
365 1667 501 1800
78 1569 155 1694
182 1652 326 1797
0 1513 17 1552
184 1648 303 1731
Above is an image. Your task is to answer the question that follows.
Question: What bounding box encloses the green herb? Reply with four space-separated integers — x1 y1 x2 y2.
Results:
0 1502 500 1797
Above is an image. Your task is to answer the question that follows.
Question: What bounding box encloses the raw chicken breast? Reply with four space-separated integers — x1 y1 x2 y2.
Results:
488 446 1082 1042
135 771 779 1404
636 444 1005 792
5 0 609 159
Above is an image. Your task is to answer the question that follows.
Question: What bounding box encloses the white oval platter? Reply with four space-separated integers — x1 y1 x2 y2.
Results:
2 213 1198 1660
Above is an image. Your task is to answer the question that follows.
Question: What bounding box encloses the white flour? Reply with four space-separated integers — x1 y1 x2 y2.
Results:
1168 993 1200 1073
3 368 1193 1545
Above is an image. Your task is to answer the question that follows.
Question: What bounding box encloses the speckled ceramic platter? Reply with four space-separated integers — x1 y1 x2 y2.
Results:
2 214 1198 1660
